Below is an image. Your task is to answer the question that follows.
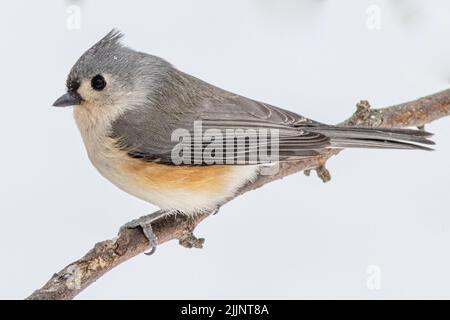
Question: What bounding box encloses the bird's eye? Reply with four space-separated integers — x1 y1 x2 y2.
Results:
91 74 106 91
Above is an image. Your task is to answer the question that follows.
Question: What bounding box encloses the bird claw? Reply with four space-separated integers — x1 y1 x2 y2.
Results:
121 210 168 256
141 222 158 255
122 210 214 254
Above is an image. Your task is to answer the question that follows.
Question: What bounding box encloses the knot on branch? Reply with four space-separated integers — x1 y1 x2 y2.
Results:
179 232 205 249
178 217 205 249
304 164 331 183
345 100 383 127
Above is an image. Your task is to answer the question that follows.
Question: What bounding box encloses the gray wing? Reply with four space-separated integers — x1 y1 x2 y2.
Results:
109 71 331 165
110 70 433 166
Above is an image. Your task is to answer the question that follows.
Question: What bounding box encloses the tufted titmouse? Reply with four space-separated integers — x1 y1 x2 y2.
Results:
53 30 434 254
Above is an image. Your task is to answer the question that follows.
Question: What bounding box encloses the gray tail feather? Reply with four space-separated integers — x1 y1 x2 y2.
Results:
306 126 435 151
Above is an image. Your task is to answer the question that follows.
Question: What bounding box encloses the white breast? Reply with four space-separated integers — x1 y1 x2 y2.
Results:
73 106 260 214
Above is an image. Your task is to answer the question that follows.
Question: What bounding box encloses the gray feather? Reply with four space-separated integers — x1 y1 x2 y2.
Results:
72 30 434 165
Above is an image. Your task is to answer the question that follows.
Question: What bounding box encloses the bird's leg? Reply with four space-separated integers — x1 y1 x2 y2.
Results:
121 210 171 255
122 208 218 254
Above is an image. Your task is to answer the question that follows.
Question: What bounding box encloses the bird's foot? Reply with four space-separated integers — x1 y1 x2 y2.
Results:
122 209 216 254
121 210 169 255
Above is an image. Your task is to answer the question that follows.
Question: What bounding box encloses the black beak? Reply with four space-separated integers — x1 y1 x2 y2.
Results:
52 92 82 107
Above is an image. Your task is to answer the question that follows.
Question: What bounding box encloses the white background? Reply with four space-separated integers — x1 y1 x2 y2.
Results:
0 0 449 299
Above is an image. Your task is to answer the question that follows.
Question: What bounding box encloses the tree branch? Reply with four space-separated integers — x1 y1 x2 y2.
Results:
27 89 450 300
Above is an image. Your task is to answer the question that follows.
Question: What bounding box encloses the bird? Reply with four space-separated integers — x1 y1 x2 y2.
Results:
53 30 434 254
